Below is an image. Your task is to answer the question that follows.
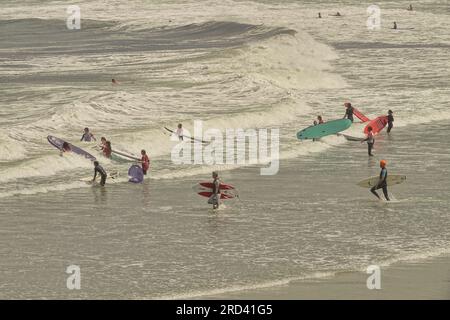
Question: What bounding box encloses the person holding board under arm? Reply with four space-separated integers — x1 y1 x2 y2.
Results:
387 110 394 133
370 160 390 201
208 171 221 209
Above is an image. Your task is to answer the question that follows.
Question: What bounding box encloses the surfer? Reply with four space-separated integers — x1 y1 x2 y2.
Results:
393 22 397 30
99 137 107 150
387 110 394 133
318 12 322 18
343 102 354 122
362 126 375 156
140 149 150 175
80 127 96 142
103 141 112 158
176 123 184 141
112 78 118 85
93 161 107 186
60 142 71 156
407 4 413 11
317 115 324 124
330 12 341 17
208 171 221 209
370 160 390 201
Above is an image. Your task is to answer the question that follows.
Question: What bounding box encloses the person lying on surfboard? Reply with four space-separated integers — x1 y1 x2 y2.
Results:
93 161 107 186
140 150 150 175
80 127 96 142
343 102 354 122
370 160 390 201
387 110 394 133
361 126 375 156
207 171 221 209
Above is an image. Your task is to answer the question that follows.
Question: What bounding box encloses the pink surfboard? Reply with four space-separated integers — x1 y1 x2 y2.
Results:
353 107 370 122
364 115 389 134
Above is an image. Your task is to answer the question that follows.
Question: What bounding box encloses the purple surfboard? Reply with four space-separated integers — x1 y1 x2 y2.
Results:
47 135 96 161
128 165 144 183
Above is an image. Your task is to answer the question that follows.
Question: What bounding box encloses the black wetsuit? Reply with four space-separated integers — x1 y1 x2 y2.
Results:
94 165 107 186
370 168 389 201
344 107 354 122
387 114 394 133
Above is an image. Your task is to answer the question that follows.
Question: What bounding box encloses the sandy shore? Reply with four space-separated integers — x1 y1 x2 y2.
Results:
199 255 450 300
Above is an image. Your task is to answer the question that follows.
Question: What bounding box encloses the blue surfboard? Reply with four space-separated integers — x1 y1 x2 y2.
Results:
128 165 144 183
47 135 96 161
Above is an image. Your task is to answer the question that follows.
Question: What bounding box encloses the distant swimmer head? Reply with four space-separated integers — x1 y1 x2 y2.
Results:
101 137 106 142
380 160 387 168
112 78 117 84
94 161 99 166
141 149 146 155
313 120 318 126
212 171 219 178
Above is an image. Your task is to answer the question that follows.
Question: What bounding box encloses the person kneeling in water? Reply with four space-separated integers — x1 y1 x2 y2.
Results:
93 161 107 186
208 171 221 209
370 160 390 201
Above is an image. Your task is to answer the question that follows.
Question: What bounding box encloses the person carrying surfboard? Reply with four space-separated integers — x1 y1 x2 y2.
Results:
80 127 96 142
140 150 150 175
343 102 354 122
362 126 375 156
103 141 112 158
93 161 107 186
387 110 394 133
208 171 221 209
370 160 390 201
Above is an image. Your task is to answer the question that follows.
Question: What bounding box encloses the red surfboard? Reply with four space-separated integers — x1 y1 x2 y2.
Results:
364 116 388 134
193 182 238 199
353 108 370 122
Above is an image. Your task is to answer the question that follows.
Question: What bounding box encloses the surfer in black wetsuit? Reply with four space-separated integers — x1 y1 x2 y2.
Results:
370 160 390 201
393 22 397 29
93 161 107 186
343 102 354 122
387 110 394 133
208 171 220 209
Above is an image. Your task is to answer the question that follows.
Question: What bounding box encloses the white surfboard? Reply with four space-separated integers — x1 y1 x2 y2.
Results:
357 175 406 188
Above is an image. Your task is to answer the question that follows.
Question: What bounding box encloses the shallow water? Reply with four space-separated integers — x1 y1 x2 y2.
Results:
0 0 449 298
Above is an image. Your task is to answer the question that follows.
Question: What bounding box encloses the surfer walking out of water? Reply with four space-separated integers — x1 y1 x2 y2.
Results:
176 123 184 141
93 161 107 186
81 127 96 142
140 150 150 175
370 160 390 201
362 126 375 156
387 110 394 133
343 102 354 122
208 171 221 209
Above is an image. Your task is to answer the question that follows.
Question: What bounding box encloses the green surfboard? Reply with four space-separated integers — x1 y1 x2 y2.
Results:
297 119 352 140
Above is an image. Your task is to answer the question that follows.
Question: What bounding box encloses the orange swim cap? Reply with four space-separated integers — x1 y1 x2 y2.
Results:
380 160 387 167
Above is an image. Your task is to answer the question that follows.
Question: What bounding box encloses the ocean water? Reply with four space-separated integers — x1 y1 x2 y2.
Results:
0 0 449 298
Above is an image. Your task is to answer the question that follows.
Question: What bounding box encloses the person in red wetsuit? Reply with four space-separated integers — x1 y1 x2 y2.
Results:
103 141 112 158
140 149 150 175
